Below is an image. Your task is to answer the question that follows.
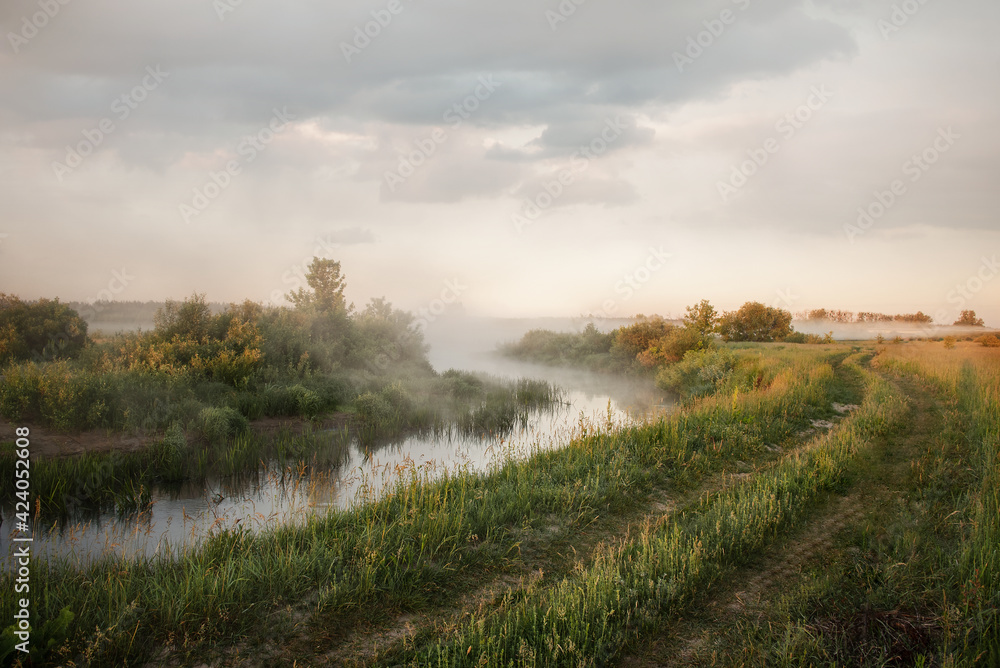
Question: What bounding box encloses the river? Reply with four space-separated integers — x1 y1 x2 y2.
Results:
1 317 674 568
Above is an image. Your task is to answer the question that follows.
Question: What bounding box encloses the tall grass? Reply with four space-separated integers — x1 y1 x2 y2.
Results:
0 426 350 519
875 342 1000 662
402 355 907 666
0 347 850 665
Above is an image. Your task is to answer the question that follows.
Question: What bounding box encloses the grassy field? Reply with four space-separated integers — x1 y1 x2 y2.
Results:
1 341 997 666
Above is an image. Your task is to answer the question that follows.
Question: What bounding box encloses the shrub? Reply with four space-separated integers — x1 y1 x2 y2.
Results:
717 302 792 342
196 406 249 443
656 348 738 397
354 391 394 428
0 361 111 431
290 384 322 418
379 381 412 414
637 327 708 368
440 370 485 400
0 294 88 366
975 334 1000 348
153 293 215 342
612 317 675 360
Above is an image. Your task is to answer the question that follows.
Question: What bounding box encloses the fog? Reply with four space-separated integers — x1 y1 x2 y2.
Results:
422 314 673 417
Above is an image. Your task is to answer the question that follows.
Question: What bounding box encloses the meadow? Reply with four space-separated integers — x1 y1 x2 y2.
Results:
2 339 993 666
1 287 997 666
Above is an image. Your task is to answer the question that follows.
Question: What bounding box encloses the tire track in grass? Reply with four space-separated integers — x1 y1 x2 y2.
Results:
624 371 943 668
299 354 864 666
388 357 904 667
305 441 795 667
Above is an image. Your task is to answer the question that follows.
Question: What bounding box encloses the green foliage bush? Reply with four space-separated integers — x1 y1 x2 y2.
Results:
500 323 615 370
656 348 738 397
0 294 88 366
440 369 486 400
354 391 395 428
197 406 249 443
976 334 1000 348
783 331 833 344
717 302 793 342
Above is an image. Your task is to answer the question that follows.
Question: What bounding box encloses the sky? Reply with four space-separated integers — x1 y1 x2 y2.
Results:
1 0 998 326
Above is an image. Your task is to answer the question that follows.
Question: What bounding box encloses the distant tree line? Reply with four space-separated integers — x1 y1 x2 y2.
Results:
800 308 986 326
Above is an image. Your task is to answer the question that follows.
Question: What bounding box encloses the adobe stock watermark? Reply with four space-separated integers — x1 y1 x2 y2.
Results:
844 126 959 244
31 268 134 363
916 254 999 337
341 0 414 63
717 85 833 203
365 279 467 372
512 116 630 233
545 0 588 31
673 0 751 73
51 65 169 182
72 268 136 325
413 279 468 330
942 255 998 320
214 0 246 21
772 287 799 311
589 247 672 318
179 107 294 224
7 0 72 54
383 75 502 194
877 0 932 40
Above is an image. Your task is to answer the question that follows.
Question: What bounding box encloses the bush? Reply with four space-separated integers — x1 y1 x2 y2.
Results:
440 369 485 400
0 294 88 366
637 327 707 367
656 348 738 398
0 361 110 431
196 406 249 443
717 302 792 342
783 331 830 344
354 391 394 428
975 334 1000 348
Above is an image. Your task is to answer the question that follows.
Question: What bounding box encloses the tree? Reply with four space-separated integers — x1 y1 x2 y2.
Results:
954 310 985 327
154 293 214 341
611 316 675 360
0 294 88 366
682 299 718 340
287 257 347 313
717 302 793 342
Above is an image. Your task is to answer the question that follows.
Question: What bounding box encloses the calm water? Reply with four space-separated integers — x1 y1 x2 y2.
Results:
1 319 674 568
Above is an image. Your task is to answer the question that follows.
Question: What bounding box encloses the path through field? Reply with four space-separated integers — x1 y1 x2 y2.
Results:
619 372 945 666
140 353 977 667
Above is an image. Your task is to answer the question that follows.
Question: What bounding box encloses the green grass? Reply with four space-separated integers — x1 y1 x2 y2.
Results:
0 346 853 666
395 354 907 666
0 426 351 519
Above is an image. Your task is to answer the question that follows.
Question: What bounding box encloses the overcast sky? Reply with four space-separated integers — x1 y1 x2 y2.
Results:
1 0 998 325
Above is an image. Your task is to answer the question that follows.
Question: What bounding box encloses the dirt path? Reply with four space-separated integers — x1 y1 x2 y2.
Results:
618 372 942 667
271 422 854 667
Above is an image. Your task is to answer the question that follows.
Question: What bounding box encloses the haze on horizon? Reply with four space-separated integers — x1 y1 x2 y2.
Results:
1 0 998 326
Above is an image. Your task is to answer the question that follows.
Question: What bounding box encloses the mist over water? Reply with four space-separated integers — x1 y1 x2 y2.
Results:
422 314 671 416
2 316 673 568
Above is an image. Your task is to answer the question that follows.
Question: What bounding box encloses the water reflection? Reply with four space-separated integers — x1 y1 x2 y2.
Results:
2 330 675 569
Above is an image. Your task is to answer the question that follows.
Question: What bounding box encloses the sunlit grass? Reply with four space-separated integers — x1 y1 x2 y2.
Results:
0 345 855 665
